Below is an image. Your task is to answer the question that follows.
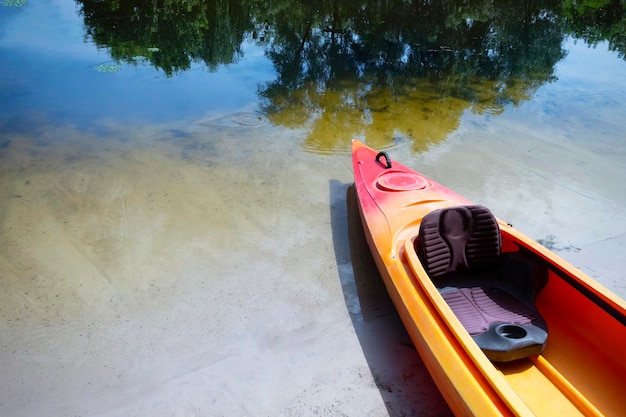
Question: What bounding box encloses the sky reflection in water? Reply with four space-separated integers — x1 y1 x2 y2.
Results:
0 2 273 129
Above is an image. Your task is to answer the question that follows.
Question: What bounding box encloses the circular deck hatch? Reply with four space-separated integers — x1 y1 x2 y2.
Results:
377 172 428 191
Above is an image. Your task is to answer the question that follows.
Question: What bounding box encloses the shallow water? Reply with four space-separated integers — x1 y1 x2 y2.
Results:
1 1 625 416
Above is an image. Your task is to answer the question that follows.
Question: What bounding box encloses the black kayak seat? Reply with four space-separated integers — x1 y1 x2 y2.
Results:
416 205 548 362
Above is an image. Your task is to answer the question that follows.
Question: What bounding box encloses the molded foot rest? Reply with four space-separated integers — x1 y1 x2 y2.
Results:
441 286 548 362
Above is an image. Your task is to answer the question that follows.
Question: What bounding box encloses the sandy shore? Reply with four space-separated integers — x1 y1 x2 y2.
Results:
0 122 451 417
1 115 624 416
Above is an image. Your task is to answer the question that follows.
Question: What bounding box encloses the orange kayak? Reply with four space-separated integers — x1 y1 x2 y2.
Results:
351 139 626 416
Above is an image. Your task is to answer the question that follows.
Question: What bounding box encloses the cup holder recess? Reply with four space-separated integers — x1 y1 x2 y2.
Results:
496 324 527 339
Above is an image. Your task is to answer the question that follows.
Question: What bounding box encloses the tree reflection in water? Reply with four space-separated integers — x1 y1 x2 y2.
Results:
75 0 626 152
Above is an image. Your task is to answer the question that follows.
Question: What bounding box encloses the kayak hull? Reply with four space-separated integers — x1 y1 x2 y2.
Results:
351 139 626 416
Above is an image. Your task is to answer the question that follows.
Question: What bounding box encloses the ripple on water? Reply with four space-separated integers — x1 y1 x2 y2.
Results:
197 112 269 129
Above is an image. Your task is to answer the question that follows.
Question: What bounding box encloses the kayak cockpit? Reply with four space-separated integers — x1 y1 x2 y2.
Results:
415 205 548 362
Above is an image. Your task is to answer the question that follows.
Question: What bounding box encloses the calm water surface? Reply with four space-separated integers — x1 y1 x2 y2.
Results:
1 1 625 150
1 1 625 416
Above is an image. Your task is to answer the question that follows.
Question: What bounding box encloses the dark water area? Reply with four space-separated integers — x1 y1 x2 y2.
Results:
1 1 625 416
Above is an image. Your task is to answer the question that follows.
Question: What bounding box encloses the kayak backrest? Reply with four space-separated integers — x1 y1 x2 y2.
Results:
417 205 501 278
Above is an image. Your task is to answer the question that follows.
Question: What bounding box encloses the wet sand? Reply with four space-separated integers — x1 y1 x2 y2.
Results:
1 114 624 416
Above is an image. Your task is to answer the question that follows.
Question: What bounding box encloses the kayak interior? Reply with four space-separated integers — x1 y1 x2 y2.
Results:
401 220 626 415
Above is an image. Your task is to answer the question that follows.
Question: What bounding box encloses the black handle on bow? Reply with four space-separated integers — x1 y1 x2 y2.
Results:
375 151 392 169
